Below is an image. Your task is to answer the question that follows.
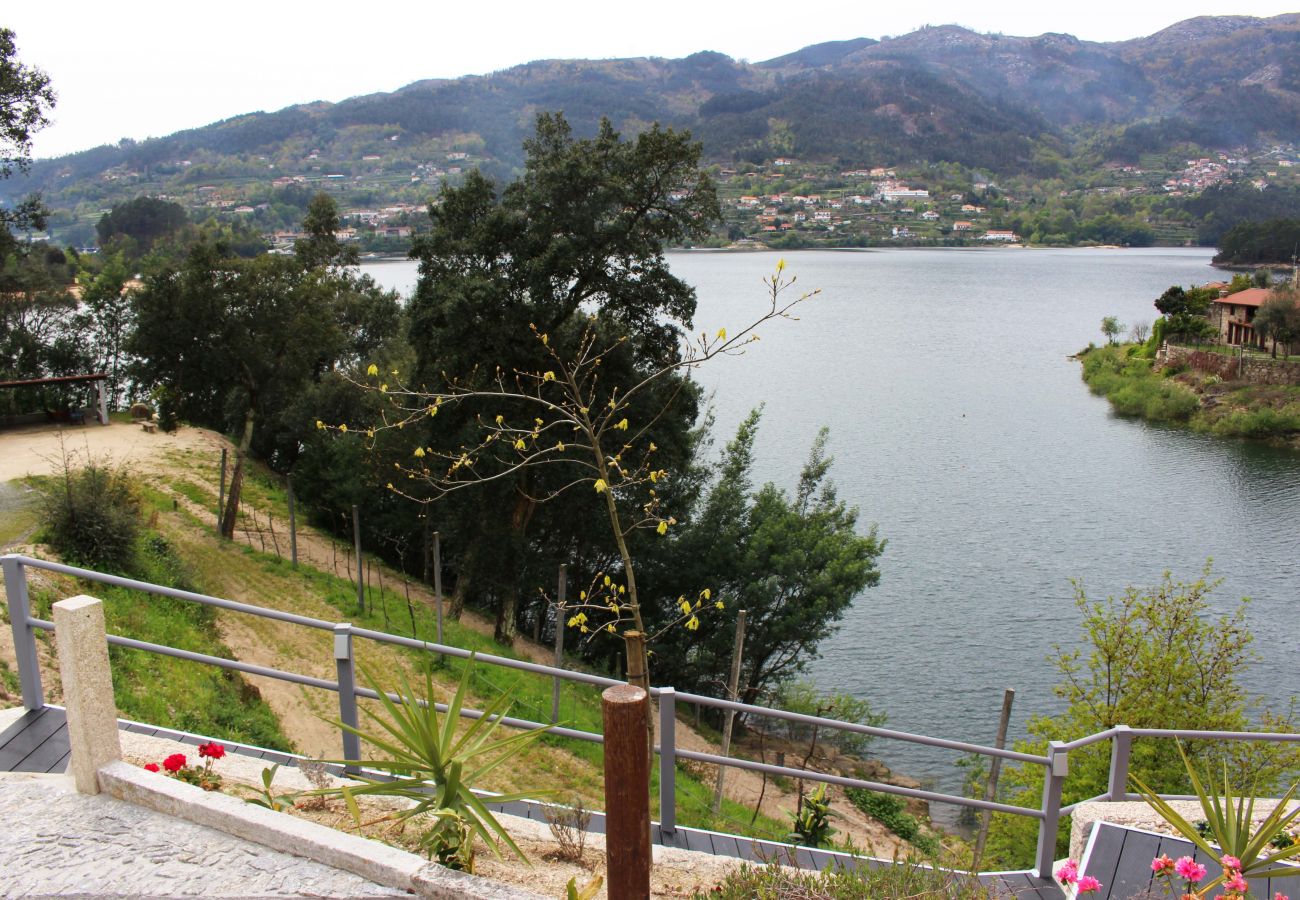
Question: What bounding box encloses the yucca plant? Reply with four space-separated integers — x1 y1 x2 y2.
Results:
1132 740 1300 894
319 655 550 871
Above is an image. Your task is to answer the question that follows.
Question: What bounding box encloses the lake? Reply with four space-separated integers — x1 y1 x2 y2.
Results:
363 248 1300 814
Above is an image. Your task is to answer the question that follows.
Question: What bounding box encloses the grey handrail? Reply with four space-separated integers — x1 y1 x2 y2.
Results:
5 551 1298 878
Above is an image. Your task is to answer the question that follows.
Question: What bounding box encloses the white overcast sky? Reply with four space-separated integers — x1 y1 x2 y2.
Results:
7 1 1300 159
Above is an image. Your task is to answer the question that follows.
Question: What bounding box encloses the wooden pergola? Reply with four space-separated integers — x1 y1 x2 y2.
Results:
0 373 110 425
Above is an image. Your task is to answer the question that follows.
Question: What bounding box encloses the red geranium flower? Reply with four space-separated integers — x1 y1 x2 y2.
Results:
162 753 187 773
198 742 225 760
143 763 160 772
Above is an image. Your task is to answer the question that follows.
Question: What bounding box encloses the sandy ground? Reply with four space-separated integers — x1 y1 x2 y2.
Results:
0 420 222 483
0 420 925 862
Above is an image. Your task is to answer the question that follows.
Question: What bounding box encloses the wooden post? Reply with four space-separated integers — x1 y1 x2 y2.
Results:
286 474 298 567
712 609 747 815
352 504 364 615
217 448 228 532
974 688 1016 869
432 531 443 644
551 564 567 724
603 684 651 900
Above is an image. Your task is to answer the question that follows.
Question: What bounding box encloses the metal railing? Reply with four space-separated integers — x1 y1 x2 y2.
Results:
4 552 1298 878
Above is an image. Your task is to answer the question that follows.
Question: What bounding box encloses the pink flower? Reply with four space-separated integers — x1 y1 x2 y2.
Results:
143 763 160 772
1275 893 1290 900
1224 872 1249 893
1055 860 1079 884
1174 856 1207 883
1221 855 1242 870
1076 875 1102 894
1152 854 1176 874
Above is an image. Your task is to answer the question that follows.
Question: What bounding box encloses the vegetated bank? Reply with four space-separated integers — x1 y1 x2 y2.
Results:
1077 343 1300 444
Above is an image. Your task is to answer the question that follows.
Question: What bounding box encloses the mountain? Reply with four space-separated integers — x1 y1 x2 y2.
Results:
6 14 1300 242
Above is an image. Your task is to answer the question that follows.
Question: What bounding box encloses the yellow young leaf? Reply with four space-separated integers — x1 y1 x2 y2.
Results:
339 423 348 433
686 616 700 631
615 418 629 431
379 383 388 392
366 363 379 376
700 588 711 600
716 327 726 341
413 447 426 458
495 414 504 425
514 438 526 451
594 479 607 493
543 370 555 381
657 521 668 535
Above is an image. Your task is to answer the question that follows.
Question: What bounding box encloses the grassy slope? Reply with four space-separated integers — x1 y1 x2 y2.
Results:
88 450 793 841
1079 344 1300 440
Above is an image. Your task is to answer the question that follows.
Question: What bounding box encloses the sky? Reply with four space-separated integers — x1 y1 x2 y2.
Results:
7 1 1300 159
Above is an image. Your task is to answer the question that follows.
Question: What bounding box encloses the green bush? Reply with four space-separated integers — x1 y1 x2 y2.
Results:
41 461 142 571
1209 404 1300 438
845 788 939 854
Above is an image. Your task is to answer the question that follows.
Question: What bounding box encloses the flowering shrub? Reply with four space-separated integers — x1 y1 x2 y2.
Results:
1054 859 1102 894
140 742 225 791
1151 852 1289 900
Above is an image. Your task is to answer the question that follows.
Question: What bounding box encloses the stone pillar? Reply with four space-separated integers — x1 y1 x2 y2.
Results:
53 595 121 793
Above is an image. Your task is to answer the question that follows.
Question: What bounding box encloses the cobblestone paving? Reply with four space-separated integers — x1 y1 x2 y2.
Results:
0 775 407 898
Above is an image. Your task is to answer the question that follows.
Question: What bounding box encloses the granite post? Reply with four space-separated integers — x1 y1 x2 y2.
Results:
53 595 122 793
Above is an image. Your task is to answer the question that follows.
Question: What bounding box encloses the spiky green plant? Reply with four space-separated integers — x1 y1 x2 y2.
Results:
320 656 550 870
1132 740 1300 893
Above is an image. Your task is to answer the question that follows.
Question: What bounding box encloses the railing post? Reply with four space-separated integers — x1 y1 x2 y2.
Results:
658 686 677 835
551 564 566 724
2 557 44 710
333 623 361 772
1035 740 1069 879
1108 726 1133 801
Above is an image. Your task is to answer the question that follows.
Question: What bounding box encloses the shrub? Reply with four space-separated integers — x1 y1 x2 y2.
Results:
773 679 887 759
845 788 939 854
696 857 988 898
41 460 141 571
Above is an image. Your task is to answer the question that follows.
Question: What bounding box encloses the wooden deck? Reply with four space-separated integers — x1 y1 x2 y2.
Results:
1081 821 1300 900
0 704 1060 893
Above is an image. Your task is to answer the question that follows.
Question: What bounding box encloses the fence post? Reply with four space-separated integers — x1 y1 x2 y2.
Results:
603 684 650 899
658 686 677 835
333 623 361 772
53 595 122 794
286 474 298 568
1035 741 1069 879
351 505 364 615
551 564 566 724
1108 726 1133 801
432 531 443 644
218 448 228 531
2 557 43 710
974 687 1016 869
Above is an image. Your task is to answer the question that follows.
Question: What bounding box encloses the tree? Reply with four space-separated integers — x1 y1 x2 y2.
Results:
394 112 721 644
1100 316 1124 346
78 253 135 407
1128 320 1150 344
981 566 1300 868
295 193 358 269
1251 289 1300 358
360 268 811 691
0 27 55 245
1154 285 1215 344
652 410 883 706
130 240 400 536
95 197 190 255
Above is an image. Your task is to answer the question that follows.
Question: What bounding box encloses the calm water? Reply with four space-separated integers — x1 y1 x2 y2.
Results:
363 248 1300 811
